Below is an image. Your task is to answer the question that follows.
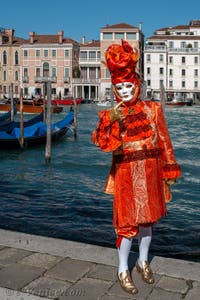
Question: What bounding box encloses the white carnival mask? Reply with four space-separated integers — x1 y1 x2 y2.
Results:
115 82 135 102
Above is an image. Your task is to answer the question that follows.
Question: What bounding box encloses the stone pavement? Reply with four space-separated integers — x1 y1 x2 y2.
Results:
0 229 199 300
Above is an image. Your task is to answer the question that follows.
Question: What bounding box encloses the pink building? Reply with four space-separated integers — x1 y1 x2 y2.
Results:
0 23 144 101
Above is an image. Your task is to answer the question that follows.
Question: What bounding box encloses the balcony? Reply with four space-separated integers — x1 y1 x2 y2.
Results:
72 78 100 84
35 76 57 83
22 76 29 83
64 77 70 83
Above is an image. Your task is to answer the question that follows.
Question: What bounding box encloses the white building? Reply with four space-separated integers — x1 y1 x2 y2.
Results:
144 20 200 102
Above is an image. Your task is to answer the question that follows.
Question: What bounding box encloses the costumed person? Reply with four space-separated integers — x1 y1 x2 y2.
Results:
91 40 181 295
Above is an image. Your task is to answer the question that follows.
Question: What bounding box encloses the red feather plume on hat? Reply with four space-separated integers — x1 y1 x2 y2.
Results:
105 40 140 85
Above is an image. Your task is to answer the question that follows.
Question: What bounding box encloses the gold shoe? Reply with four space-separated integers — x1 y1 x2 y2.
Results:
136 260 155 284
118 270 138 294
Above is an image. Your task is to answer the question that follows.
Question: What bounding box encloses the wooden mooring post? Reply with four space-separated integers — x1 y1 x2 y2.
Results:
10 83 14 121
19 88 24 148
45 81 52 164
73 98 77 138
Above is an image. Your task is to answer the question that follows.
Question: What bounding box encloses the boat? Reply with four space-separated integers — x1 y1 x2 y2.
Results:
0 106 17 125
97 99 117 107
0 111 44 131
165 97 187 107
0 110 74 149
51 97 83 106
0 103 63 114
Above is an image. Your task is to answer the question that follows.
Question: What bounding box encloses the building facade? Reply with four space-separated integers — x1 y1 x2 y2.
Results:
144 20 200 102
0 23 144 101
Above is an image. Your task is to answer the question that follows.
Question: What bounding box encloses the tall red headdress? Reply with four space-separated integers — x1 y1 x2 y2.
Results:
105 40 140 85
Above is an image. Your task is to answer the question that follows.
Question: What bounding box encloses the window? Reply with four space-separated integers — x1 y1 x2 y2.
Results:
44 50 48 57
3 51 7 65
169 41 174 48
115 32 124 40
105 88 111 96
52 49 56 57
182 81 185 88
36 50 40 57
146 54 151 62
160 80 164 87
36 68 40 77
97 51 100 59
126 33 136 40
3 71 6 81
194 81 198 88
15 51 19 65
89 51 96 59
169 80 173 87
106 68 110 78
65 49 69 57
51 88 56 95
159 54 164 63
194 56 198 64
15 86 18 94
169 69 173 76
169 56 173 64
147 80 151 86
24 87 28 95
24 50 28 58
159 67 164 75
181 41 186 48
182 56 186 64
103 32 113 40
24 68 28 76
64 67 69 77
52 67 56 77
194 42 198 48
80 51 87 59
181 69 186 76
89 67 96 79
194 69 198 76
15 71 18 81
43 62 49 76
147 67 151 75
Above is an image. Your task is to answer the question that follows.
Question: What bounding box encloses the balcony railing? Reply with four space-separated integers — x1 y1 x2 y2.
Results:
72 78 100 84
64 77 70 83
35 76 57 83
22 76 29 83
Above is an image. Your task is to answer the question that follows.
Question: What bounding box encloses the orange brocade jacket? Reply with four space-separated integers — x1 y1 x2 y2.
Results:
91 100 181 239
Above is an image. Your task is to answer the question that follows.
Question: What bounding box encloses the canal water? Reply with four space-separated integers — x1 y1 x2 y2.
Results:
0 103 199 262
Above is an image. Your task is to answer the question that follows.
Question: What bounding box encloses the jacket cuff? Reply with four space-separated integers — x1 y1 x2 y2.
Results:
162 163 182 178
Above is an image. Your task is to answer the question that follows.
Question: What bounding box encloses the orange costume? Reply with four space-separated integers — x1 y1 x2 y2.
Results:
91 40 181 246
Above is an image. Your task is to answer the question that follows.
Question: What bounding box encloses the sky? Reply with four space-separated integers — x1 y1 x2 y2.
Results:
1 0 200 43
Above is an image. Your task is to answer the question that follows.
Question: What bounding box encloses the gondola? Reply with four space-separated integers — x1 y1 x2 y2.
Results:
0 106 17 125
0 110 74 149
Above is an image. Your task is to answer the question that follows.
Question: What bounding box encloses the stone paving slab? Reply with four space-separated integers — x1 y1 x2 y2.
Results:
22 277 71 299
58 277 113 300
151 256 200 282
45 258 94 283
0 247 32 266
184 281 200 300
0 263 45 290
20 252 63 269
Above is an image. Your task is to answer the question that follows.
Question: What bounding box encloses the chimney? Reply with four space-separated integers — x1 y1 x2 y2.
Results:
58 31 63 44
5 29 14 44
82 36 86 44
29 32 35 44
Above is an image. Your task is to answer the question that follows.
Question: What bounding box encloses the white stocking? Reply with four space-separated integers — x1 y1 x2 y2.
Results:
138 225 152 267
117 237 133 275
